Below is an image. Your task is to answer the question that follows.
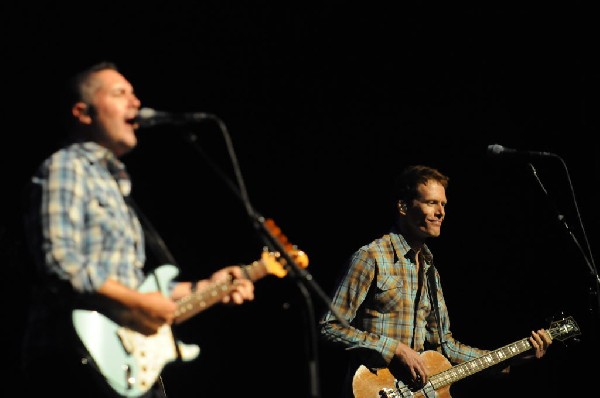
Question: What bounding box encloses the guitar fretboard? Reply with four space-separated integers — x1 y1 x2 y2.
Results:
430 322 568 389
430 338 530 389
174 261 267 324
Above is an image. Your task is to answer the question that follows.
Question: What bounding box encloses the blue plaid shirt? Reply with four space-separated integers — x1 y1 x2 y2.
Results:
23 141 146 360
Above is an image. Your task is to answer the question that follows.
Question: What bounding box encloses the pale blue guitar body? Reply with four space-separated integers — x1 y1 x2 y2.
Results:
72 265 200 397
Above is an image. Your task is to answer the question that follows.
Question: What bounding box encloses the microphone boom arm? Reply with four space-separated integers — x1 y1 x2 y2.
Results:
527 162 600 320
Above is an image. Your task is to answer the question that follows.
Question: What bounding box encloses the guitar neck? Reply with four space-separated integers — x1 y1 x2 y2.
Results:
173 261 267 324
429 338 530 389
430 323 565 389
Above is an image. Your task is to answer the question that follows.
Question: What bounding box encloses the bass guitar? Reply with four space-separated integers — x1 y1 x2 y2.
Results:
352 315 580 398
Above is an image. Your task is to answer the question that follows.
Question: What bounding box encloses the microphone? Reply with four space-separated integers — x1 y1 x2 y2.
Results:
486 144 557 158
135 107 214 128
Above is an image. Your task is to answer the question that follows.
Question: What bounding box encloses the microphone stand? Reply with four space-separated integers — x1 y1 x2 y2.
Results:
527 162 600 325
181 117 349 398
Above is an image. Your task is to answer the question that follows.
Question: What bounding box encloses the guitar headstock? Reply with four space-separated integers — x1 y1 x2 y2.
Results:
261 218 309 277
548 315 581 343
261 249 309 278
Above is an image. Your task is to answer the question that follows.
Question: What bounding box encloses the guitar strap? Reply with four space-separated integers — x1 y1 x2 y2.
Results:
426 266 448 358
126 196 179 267
106 156 177 268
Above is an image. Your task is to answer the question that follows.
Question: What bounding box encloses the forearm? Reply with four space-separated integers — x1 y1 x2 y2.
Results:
96 278 145 309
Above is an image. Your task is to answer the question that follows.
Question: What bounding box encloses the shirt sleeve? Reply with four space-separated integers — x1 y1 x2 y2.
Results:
319 248 400 368
41 152 106 292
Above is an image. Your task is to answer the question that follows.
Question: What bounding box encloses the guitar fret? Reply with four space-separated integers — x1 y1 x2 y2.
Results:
175 282 231 319
433 337 535 388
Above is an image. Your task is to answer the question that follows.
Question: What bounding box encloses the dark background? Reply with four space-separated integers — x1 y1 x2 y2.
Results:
2 3 599 398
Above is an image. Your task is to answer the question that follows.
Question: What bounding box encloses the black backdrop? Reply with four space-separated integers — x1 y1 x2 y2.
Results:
2 3 599 398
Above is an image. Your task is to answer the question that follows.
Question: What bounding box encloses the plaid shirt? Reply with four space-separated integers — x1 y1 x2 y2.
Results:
319 226 488 373
22 141 146 360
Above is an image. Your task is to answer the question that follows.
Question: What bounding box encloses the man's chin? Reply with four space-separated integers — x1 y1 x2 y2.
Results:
426 227 441 238
115 139 137 157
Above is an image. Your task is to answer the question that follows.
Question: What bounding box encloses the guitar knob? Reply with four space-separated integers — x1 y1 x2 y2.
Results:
379 387 401 398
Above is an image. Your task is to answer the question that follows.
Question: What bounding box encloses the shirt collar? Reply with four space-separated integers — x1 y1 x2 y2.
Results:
390 224 435 270
71 141 131 196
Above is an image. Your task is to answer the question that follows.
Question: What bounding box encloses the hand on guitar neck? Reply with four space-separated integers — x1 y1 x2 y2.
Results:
193 265 255 305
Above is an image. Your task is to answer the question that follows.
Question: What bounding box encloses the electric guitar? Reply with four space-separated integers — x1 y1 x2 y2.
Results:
73 245 308 397
352 315 580 398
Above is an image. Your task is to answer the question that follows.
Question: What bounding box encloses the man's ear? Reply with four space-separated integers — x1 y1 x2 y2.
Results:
72 102 93 124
